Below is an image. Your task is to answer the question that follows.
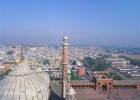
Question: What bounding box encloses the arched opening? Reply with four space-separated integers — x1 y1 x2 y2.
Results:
135 85 137 88
102 84 107 91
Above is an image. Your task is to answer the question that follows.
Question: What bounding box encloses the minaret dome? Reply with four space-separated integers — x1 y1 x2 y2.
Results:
63 35 69 46
63 35 68 40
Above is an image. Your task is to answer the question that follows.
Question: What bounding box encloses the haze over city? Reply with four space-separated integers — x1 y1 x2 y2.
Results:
0 0 140 47
1 1 140 100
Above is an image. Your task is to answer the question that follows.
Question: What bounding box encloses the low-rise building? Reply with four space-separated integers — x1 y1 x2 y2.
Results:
106 57 130 68
127 70 140 78
78 66 85 76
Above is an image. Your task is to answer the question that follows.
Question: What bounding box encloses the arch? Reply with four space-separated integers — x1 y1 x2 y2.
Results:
102 84 107 91
135 85 137 88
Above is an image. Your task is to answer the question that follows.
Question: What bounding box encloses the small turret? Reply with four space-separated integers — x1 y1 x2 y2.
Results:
66 87 76 100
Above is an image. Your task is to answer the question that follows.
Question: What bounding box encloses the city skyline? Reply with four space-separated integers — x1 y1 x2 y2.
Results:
0 0 140 47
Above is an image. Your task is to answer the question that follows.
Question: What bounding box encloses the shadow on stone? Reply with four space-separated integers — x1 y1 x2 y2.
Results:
49 89 63 100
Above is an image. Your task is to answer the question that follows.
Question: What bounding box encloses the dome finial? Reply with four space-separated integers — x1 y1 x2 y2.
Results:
63 33 68 42
20 47 24 61
36 58 40 66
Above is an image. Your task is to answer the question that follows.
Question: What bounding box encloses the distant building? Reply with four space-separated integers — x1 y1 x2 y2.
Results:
3 61 16 71
106 58 130 68
127 70 140 78
117 67 133 73
111 61 130 68
126 66 140 78
78 66 85 76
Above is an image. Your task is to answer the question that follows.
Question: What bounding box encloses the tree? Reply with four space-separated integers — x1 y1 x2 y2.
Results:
119 55 140 66
6 50 14 55
11 46 16 48
84 57 96 68
109 72 122 80
113 75 122 80
72 60 77 65
43 59 50 65
70 71 79 80
95 60 108 71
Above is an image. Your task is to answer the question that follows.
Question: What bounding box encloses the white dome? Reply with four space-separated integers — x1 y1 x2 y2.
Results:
35 67 50 86
0 61 50 100
63 35 68 40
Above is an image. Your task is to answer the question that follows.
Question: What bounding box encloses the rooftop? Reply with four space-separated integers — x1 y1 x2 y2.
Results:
74 88 140 100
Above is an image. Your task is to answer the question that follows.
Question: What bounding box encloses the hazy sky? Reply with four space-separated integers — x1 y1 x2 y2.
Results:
0 0 140 47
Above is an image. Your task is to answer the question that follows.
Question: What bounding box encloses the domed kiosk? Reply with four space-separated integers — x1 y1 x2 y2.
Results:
0 52 50 100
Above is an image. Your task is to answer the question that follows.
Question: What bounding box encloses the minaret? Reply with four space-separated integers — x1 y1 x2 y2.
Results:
62 35 69 99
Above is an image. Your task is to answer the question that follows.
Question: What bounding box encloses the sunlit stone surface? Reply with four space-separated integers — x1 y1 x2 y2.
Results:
0 61 50 100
